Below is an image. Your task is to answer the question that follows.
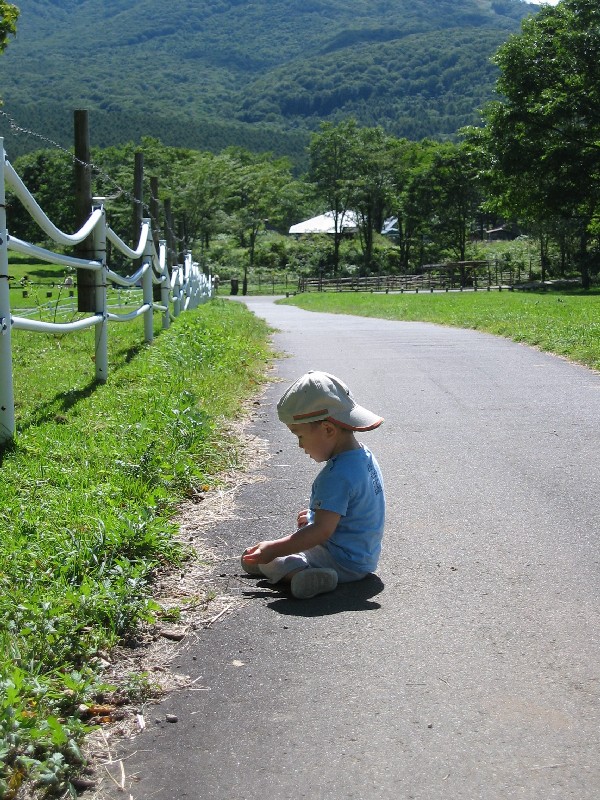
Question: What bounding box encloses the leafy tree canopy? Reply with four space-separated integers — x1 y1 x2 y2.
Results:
0 1 18 54
473 0 600 285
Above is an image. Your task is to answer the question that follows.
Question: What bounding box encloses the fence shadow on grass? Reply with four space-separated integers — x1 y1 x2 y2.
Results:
0 437 16 466
16 381 98 432
14 333 158 435
118 340 148 365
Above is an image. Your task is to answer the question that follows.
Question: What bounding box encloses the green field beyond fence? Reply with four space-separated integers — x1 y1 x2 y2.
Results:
7 258 297 307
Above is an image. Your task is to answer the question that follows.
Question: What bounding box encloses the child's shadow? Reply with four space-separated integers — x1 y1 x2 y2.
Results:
244 573 384 617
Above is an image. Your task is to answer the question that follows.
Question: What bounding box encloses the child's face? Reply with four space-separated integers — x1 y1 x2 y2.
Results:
288 421 337 463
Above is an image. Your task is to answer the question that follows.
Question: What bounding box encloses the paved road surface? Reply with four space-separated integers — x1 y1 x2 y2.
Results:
101 296 600 799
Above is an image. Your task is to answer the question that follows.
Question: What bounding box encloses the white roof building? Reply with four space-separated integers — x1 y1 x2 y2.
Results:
289 210 358 235
381 217 399 237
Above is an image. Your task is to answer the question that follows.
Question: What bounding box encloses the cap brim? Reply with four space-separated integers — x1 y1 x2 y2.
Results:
328 406 384 431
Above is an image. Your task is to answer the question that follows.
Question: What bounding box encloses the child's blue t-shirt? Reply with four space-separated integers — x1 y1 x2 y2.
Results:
310 444 385 573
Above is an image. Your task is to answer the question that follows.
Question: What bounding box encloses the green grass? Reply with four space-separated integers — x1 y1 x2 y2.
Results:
7 255 148 314
281 289 600 372
0 299 271 797
8 257 69 312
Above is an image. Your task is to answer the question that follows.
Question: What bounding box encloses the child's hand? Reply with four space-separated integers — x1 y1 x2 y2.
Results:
242 541 279 565
297 509 312 528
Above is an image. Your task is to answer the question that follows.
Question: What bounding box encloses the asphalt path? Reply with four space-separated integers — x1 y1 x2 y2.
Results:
101 296 600 800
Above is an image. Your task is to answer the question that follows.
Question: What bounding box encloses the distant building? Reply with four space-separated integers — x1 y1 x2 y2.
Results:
381 216 399 239
485 224 518 241
289 210 358 236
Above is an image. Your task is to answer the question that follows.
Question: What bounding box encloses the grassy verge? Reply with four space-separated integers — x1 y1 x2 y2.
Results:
0 299 271 798
281 289 600 372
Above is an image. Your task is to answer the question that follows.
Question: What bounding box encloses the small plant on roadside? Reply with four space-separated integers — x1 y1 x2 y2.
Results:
120 672 160 705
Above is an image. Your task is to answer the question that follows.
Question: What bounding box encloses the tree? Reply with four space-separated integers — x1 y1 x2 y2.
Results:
227 149 294 294
425 142 482 268
9 149 75 243
390 139 453 272
180 152 235 267
94 138 213 264
385 139 483 277
0 1 18 56
347 127 394 275
309 120 362 275
476 0 600 287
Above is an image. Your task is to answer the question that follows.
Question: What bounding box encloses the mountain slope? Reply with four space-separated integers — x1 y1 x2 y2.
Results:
0 0 537 161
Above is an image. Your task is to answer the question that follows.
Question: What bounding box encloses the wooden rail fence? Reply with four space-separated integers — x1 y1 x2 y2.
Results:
298 261 528 293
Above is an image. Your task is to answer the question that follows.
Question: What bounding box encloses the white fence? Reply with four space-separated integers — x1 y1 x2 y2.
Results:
0 138 213 443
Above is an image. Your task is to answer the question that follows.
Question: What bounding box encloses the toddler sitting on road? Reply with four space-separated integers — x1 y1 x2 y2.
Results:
241 370 385 599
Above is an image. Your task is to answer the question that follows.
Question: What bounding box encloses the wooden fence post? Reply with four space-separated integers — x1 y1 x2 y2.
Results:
164 199 176 270
177 219 184 265
150 177 162 303
132 151 144 270
0 138 15 443
164 199 180 316
74 110 96 312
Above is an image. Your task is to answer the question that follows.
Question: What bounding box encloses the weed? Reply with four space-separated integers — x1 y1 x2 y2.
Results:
120 672 159 705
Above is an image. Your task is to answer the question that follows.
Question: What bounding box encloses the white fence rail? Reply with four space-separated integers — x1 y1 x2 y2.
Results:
0 138 213 443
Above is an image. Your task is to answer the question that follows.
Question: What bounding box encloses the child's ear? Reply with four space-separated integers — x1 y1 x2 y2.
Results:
322 420 338 437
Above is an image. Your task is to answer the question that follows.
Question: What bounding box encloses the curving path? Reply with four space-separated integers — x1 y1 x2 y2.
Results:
101 296 600 800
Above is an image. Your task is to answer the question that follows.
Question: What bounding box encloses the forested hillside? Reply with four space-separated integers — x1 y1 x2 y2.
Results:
0 0 538 162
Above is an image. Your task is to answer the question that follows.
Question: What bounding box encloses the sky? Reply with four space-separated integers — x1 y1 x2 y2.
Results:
527 0 560 5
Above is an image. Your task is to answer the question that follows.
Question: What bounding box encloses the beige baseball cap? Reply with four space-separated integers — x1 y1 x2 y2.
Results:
277 371 383 431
